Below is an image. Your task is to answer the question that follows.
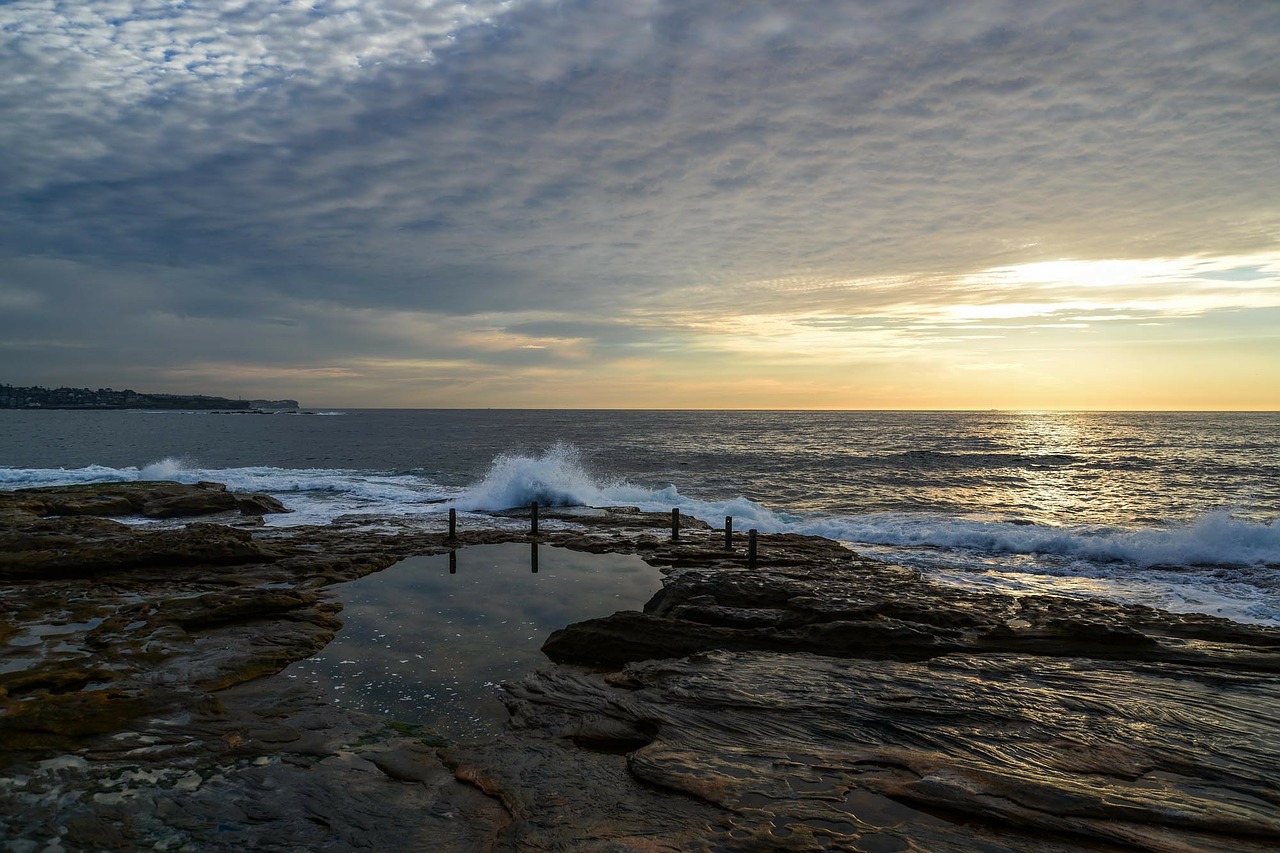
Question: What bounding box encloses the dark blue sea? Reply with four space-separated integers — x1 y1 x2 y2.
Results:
3 409 1278 625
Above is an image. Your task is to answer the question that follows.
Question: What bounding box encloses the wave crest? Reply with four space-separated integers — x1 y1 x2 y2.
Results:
454 444 620 510
139 457 192 481
805 510 1280 569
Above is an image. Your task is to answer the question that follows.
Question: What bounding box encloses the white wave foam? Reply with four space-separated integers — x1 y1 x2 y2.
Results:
449 444 795 521
0 464 134 488
795 510 1280 569
445 452 1280 622
5 452 1277 623
6 456 1276 568
0 460 455 527
453 443 622 510
898 551 1280 626
140 457 192 480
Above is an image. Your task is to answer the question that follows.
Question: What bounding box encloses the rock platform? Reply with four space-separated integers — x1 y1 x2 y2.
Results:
1 483 1277 851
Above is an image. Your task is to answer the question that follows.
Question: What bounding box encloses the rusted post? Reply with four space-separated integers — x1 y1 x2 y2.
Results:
531 541 539 574
449 550 457 574
671 508 680 542
448 507 457 540
531 501 539 536
724 516 733 550
748 528 758 568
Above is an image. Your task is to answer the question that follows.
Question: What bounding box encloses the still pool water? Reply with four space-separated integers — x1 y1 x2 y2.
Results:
282 543 663 739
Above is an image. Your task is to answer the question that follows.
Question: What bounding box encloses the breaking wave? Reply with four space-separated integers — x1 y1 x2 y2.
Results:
443 448 1280 570
4 447 1277 623
4 453 1276 568
0 458 455 526
798 510 1280 570
453 443 617 510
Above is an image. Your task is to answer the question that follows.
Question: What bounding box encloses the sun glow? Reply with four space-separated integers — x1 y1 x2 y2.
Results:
966 252 1280 292
976 258 1188 288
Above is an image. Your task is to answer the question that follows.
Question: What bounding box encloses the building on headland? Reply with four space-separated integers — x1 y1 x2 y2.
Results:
0 384 299 411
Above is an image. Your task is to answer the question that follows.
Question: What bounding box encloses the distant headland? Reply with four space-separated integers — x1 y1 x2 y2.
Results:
0 383 299 411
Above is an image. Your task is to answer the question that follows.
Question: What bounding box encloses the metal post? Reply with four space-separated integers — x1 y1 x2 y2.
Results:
449 550 457 574
448 507 457 540
531 501 539 536
748 529 758 568
531 541 539 574
671 507 680 542
724 516 733 550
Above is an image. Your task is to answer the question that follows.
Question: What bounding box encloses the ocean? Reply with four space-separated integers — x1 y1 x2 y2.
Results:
3 408 1278 625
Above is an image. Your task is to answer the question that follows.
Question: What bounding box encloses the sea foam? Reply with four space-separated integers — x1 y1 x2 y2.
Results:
0 460 455 527
796 510 1280 569
4 453 1277 569
453 443 621 510
4 448 1278 623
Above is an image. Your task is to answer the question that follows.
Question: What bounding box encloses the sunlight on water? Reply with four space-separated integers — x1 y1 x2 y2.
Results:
3 409 1277 625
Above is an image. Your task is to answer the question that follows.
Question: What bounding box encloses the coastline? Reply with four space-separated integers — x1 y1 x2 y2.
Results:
2 482 1278 851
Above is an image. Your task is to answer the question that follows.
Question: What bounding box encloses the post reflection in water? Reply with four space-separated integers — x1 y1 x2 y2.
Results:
284 543 661 739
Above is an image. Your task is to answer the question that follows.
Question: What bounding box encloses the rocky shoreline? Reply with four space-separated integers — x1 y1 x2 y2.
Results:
2 482 1278 851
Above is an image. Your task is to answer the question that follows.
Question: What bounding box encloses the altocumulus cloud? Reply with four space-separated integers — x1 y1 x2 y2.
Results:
1 0 1278 404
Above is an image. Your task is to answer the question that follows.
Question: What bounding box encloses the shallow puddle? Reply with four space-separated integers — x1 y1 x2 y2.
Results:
283 542 662 739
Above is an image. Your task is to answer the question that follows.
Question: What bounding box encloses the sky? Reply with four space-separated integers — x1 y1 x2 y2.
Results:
2 0 1278 409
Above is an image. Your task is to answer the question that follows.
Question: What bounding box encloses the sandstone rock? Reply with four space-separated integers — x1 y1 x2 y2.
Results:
140 489 240 517
0 481 290 520
498 649 1280 851
233 492 290 515
3 484 1278 851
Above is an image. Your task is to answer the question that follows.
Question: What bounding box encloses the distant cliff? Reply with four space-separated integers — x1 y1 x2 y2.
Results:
0 384 299 411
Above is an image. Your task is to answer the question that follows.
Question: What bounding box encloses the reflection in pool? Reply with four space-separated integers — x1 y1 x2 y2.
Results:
283 543 663 739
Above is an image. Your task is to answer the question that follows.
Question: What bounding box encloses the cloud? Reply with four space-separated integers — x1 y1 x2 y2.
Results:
2 0 1278 405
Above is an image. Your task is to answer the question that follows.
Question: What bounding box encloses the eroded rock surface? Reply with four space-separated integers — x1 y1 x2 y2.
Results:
2 483 1277 851
500 651 1280 851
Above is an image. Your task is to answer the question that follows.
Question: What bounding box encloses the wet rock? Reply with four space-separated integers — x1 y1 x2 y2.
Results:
0 521 281 580
550 555 1280 672
502 650 1280 852
3 483 1278 851
0 482 293 580
1 679 512 852
232 492 290 515
0 481 290 520
543 610 948 665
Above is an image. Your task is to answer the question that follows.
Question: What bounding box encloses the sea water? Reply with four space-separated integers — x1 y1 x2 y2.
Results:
2 409 1278 625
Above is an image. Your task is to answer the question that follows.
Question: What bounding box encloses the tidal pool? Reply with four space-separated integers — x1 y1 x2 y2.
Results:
283 542 663 739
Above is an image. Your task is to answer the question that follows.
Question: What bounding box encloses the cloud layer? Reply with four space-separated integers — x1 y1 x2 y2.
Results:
2 0 1278 406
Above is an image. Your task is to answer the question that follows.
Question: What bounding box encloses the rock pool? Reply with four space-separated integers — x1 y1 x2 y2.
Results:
283 543 662 738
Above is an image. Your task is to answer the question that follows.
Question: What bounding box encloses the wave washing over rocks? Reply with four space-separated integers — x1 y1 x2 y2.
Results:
1 478 1278 851
6 443 1280 625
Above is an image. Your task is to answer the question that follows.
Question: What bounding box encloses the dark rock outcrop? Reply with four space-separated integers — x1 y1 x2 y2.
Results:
0 480 290 519
0 482 290 580
2 483 1278 851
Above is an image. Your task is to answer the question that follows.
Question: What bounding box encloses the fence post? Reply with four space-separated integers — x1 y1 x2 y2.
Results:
448 507 457 540
671 508 680 542
748 529 758 568
724 516 733 550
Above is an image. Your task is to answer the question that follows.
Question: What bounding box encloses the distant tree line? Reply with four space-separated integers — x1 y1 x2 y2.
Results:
0 384 298 410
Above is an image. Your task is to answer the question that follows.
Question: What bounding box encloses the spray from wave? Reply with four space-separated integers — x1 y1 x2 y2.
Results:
0 458 455 526
452 443 624 510
4 449 1277 569
139 457 193 481
4 445 1278 622
796 511 1280 569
